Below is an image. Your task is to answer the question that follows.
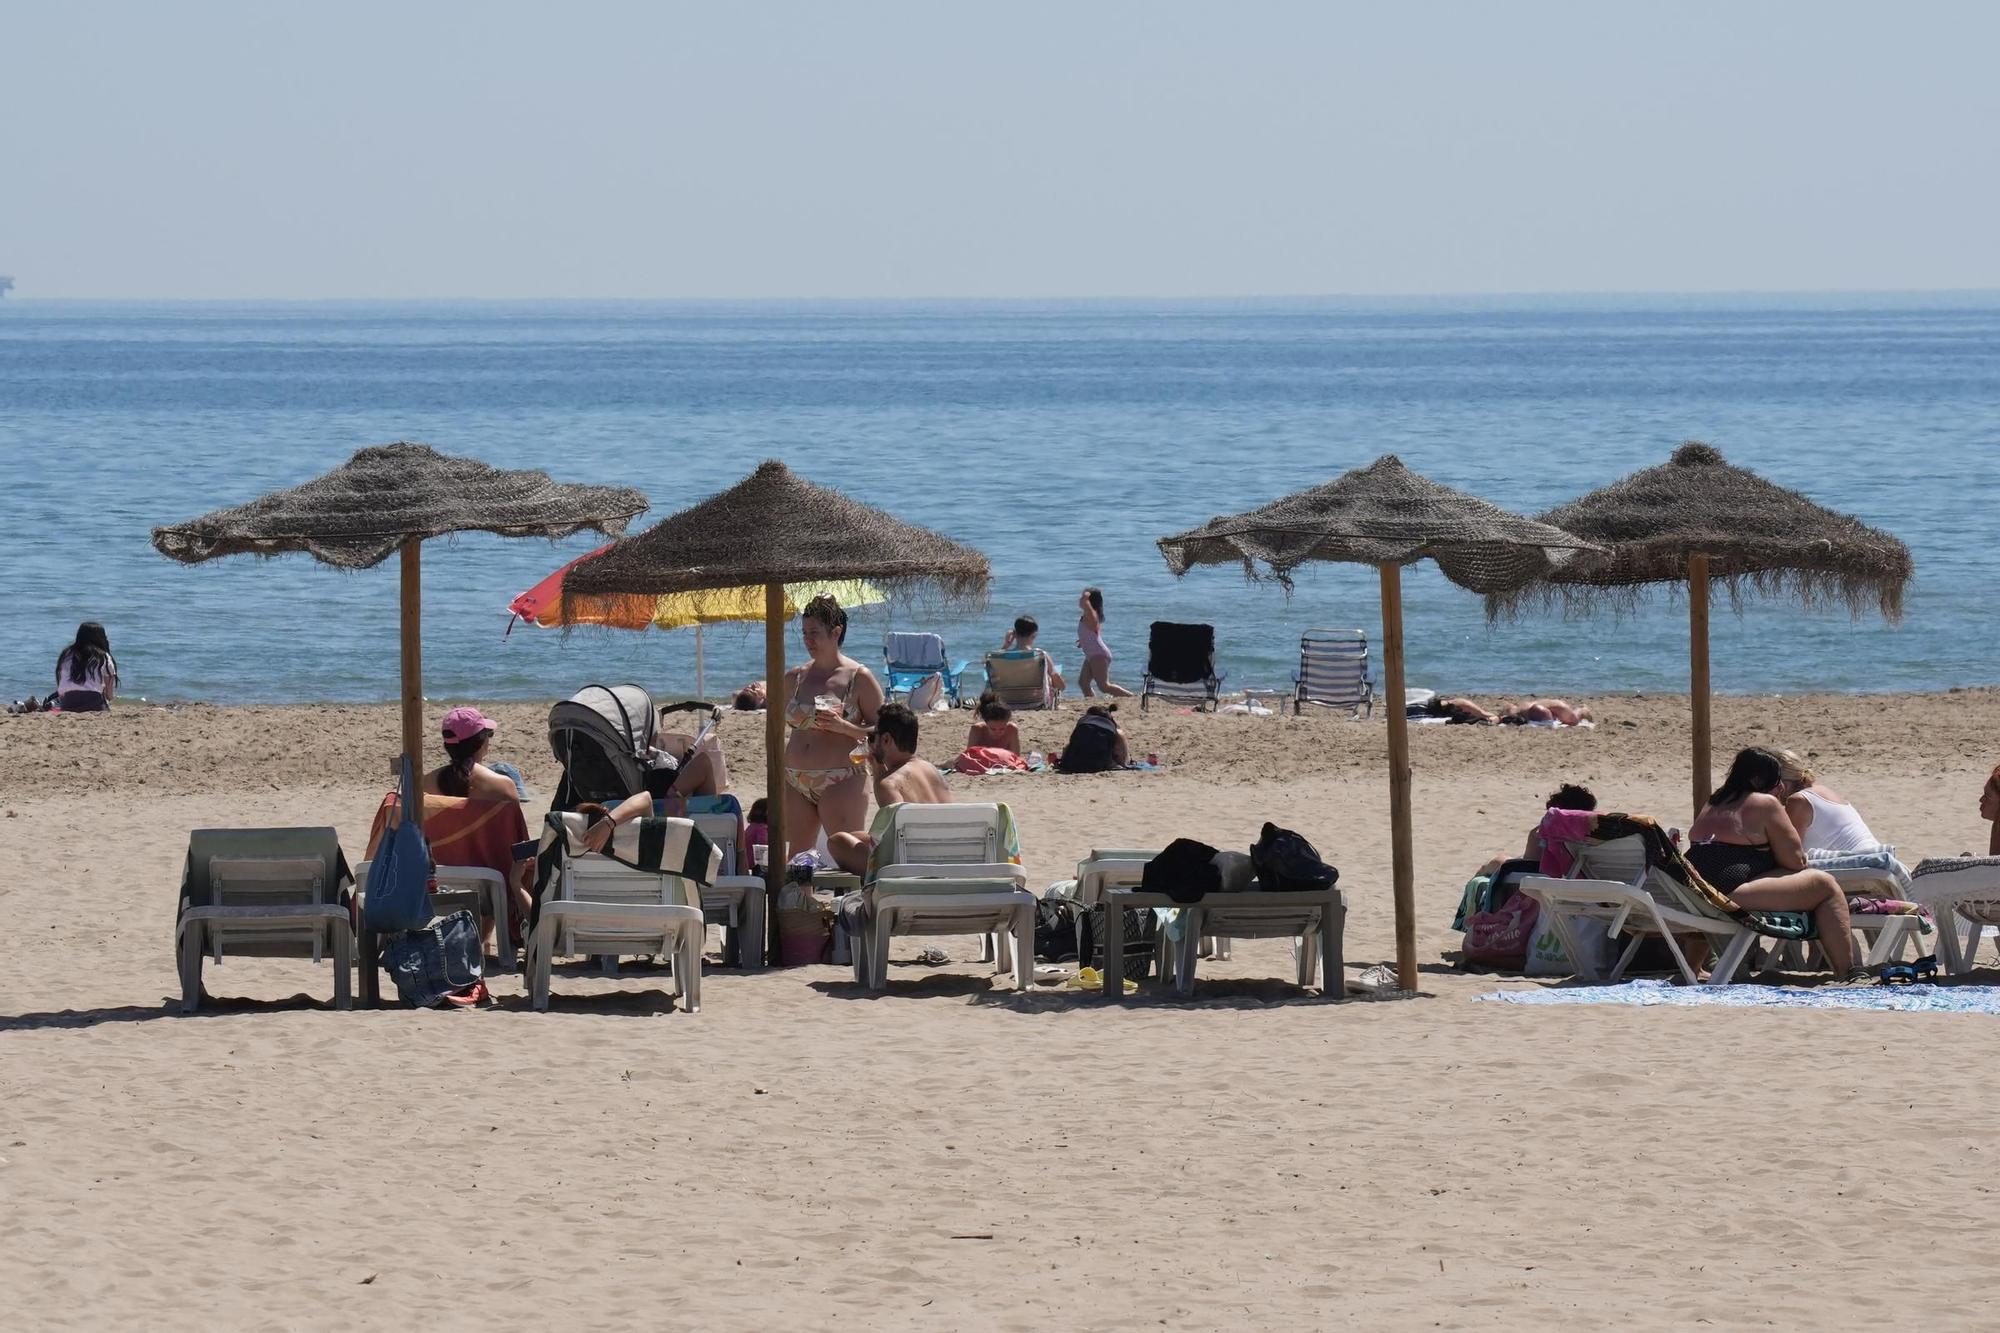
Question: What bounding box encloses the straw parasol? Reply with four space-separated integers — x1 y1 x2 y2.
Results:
153 442 650 807
1159 454 1603 993
562 459 990 906
1487 441 1913 818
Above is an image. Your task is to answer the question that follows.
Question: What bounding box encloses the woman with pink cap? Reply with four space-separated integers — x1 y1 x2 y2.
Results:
424 706 527 804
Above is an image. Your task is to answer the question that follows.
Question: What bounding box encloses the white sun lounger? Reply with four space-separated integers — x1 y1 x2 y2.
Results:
524 814 712 1012
1523 837 1921 984
1909 856 2000 974
849 803 1035 991
354 860 515 975
688 811 769 970
175 828 355 1014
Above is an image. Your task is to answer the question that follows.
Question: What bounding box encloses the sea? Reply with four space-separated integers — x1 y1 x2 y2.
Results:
2 296 1995 708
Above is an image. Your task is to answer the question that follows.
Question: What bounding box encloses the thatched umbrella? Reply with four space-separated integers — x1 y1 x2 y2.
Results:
1488 442 1912 819
153 442 649 815
562 459 990 897
1159 454 1602 993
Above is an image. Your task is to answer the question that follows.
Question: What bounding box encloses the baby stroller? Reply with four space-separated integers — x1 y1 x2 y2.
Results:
548 684 723 811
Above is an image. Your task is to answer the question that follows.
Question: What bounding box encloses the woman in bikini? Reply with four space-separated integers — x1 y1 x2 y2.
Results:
781 596 883 861
1686 746 1865 984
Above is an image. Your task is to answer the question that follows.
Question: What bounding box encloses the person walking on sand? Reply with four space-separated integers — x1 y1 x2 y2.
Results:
1075 587 1132 699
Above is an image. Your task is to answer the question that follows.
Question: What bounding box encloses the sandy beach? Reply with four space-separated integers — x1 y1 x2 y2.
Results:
6 688 2000 1329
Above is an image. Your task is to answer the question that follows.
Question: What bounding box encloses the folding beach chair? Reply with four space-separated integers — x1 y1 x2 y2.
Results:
1139 621 1224 712
883 632 969 707
1294 629 1374 717
848 802 1035 991
174 827 356 1013
982 649 1061 710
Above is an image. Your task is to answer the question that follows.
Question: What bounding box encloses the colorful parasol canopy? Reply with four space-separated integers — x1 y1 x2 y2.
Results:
510 546 886 630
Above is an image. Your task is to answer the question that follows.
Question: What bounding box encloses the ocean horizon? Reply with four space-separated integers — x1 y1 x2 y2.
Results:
3 295 1993 707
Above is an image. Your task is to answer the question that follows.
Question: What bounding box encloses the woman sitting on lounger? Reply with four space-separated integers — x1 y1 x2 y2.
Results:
1000 615 1065 700
1775 751 1880 855
1687 746 1865 984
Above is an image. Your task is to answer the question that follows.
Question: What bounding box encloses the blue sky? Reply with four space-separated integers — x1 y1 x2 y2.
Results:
5 1 1997 298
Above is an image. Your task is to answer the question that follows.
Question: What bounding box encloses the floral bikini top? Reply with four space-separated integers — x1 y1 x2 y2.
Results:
785 671 860 731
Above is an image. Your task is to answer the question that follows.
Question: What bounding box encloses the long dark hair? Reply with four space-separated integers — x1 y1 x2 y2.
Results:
1708 747 1786 809
64 622 112 685
1084 587 1105 621
435 729 492 798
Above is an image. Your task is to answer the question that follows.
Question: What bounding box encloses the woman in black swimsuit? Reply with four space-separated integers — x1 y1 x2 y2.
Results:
1687 746 1865 983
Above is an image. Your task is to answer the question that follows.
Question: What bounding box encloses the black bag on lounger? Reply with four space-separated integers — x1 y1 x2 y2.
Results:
1142 838 1223 903
1250 823 1339 892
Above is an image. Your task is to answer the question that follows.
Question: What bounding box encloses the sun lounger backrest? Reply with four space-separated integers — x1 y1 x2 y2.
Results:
688 812 744 876
1145 622 1218 685
983 651 1051 709
564 855 697 909
183 827 347 910
1567 836 1646 887
879 803 1001 868
208 856 329 909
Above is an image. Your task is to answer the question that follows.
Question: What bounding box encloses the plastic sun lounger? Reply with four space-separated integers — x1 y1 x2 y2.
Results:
848 803 1035 991
1294 628 1375 717
1908 856 2000 974
1521 838 1921 984
687 811 770 970
523 817 708 1012
175 828 355 1014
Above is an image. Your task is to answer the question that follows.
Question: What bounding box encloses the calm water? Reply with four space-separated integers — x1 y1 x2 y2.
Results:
2 297 1994 706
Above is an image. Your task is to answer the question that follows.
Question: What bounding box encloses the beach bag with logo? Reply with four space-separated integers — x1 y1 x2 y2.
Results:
365 756 434 933
1525 909 1619 977
1250 823 1339 892
383 909 484 1007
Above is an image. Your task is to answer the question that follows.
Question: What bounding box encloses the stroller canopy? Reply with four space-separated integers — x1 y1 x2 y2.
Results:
548 684 657 808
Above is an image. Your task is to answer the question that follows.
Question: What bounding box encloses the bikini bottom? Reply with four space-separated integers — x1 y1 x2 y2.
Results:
785 764 862 803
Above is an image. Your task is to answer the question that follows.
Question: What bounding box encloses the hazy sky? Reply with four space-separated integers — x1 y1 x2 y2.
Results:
6 1 1997 299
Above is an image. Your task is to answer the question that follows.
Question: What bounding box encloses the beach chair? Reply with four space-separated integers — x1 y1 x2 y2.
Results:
1521 838 1920 985
1908 857 2000 974
1139 621 1224 712
883 632 969 707
524 814 714 1012
174 827 355 1014
849 802 1035 991
1156 885 1347 998
983 649 1060 710
688 810 769 970
1293 629 1374 717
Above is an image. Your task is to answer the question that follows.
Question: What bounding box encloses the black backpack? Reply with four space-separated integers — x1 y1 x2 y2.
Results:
1250 823 1339 892
1034 899 1082 962
1142 838 1223 903
1056 712 1122 774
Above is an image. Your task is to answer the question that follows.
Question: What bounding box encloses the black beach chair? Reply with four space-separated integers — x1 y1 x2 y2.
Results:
1139 621 1224 712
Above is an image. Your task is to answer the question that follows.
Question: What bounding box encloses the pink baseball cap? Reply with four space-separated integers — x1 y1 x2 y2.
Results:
440 706 496 744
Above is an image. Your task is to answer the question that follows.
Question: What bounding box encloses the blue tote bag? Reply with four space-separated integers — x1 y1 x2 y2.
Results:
365 756 434 933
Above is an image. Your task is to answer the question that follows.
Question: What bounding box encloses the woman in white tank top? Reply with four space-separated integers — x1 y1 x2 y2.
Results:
1778 750 1880 854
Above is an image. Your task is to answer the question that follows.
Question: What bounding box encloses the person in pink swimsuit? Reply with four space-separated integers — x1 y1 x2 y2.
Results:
1075 587 1133 699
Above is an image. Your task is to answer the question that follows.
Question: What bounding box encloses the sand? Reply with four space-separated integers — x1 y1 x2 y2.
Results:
5 689 2000 1329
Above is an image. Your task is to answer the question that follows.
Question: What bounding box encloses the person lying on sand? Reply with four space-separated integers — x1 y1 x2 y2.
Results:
1499 698 1593 725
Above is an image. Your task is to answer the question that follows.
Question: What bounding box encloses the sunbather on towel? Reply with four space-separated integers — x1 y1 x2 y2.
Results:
1417 696 1502 724
828 704 951 875
967 692 1021 755
1688 746 1865 983
1498 698 1593 726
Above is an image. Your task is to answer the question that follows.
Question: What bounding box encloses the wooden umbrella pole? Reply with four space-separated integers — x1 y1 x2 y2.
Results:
399 538 424 832
1688 553 1711 822
1379 562 1416 993
764 583 788 891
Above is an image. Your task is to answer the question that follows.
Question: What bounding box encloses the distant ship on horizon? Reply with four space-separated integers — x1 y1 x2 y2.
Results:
0 277 13 297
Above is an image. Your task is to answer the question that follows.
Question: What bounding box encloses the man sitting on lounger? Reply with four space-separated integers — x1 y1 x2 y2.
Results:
828 703 950 874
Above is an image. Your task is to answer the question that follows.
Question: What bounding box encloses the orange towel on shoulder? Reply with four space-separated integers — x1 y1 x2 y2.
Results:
365 792 530 883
